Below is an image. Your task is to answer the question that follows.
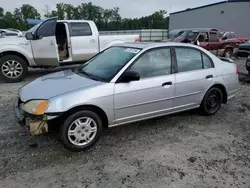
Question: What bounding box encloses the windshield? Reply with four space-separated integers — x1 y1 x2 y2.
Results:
76 46 141 82
248 40 250 43
168 30 184 39
177 31 199 41
175 31 184 38
219 32 224 38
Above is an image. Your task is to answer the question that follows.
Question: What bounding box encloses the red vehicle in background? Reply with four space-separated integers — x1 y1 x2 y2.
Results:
219 31 249 44
170 28 240 58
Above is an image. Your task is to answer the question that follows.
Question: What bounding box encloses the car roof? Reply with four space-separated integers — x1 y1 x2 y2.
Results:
170 28 218 33
114 42 199 49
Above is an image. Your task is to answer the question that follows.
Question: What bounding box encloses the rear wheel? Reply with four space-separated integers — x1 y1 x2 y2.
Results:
0 55 28 83
60 110 103 152
200 87 223 116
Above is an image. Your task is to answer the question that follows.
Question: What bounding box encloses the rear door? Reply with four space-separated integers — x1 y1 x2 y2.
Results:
173 46 216 111
208 31 221 55
30 18 59 66
68 22 99 61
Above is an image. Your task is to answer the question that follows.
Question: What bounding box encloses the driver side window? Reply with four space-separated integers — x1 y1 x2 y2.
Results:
198 32 209 42
37 19 56 37
223 33 230 40
129 48 172 79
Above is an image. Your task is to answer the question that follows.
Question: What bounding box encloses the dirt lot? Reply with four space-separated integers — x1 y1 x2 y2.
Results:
0 59 250 188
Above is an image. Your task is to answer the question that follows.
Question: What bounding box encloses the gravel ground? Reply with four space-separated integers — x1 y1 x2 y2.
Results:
0 59 250 188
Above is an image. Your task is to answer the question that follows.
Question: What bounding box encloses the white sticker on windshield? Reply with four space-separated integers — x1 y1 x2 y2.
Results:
125 48 140 54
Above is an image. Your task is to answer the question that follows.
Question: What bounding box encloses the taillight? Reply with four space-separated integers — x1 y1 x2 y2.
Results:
135 37 141 42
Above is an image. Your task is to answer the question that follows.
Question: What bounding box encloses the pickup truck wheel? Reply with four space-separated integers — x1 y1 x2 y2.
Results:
60 110 103 152
200 87 223 116
0 55 28 83
223 48 233 58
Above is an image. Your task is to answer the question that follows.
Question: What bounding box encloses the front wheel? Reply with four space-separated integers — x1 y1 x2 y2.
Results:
60 110 103 152
200 87 223 116
0 55 28 83
223 48 233 58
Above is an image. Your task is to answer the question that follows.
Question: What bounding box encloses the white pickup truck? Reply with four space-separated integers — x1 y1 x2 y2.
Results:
0 17 140 82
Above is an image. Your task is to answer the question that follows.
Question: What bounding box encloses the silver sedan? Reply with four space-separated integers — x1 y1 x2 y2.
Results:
14 42 240 151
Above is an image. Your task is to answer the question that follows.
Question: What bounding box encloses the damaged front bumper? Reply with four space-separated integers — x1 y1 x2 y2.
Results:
14 97 49 136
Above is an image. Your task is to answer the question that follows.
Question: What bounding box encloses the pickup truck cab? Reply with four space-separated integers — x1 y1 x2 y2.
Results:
0 17 140 83
170 28 239 58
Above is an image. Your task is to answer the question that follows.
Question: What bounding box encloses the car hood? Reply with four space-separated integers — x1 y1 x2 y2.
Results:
239 43 250 49
19 69 102 102
0 36 27 45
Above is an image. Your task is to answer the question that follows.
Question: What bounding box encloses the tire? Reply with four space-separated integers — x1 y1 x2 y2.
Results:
246 59 250 73
0 55 28 83
223 48 233 58
60 110 103 152
200 87 223 116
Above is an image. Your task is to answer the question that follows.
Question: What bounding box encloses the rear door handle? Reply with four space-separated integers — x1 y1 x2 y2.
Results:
206 75 213 79
162 81 172 86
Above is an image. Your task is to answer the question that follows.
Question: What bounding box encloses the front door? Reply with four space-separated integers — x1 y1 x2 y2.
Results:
114 47 175 124
198 32 210 50
30 18 59 66
173 46 216 111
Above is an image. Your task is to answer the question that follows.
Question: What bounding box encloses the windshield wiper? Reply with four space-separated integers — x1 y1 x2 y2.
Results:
77 69 104 82
78 70 94 79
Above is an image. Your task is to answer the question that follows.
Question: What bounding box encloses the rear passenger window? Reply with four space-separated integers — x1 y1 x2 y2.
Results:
175 47 203 72
209 32 219 42
202 53 213 69
70 23 92 36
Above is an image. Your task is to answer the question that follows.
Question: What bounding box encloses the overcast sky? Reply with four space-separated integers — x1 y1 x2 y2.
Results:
2 0 224 18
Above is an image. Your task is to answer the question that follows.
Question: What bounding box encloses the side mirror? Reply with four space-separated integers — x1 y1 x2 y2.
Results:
120 71 140 83
25 32 34 40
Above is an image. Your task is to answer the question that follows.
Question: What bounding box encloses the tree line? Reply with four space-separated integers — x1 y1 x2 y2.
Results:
0 2 169 31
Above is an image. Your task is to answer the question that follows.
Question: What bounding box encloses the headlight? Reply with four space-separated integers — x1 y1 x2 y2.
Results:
22 100 50 115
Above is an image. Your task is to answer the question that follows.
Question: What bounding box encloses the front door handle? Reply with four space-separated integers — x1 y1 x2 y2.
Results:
162 81 172 86
206 75 213 79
